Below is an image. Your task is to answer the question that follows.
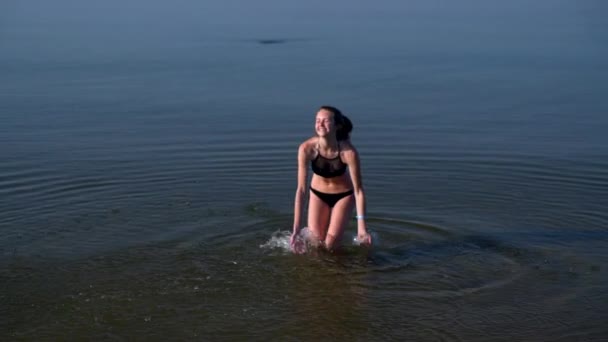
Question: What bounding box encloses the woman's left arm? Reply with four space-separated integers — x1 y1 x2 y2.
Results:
344 145 371 244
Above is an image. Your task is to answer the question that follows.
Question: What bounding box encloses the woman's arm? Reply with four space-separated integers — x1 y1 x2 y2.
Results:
292 143 309 233
344 144 371 243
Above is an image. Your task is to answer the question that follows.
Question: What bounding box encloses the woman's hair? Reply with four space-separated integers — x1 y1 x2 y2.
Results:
320 105 352 141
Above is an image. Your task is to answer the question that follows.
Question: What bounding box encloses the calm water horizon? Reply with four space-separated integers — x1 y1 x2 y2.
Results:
2 0 608 340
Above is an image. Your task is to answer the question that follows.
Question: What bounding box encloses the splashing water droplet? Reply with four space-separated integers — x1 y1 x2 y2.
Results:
260 227 313 253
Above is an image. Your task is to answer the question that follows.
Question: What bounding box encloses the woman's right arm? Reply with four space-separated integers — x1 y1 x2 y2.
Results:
292 143 309 234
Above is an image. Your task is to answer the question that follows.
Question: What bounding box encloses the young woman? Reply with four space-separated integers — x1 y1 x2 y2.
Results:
291 106 372 251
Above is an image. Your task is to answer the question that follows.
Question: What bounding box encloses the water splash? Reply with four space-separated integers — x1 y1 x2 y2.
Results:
260 227 379 253
352 230 380 247
259 230 292 252
259 227 314 253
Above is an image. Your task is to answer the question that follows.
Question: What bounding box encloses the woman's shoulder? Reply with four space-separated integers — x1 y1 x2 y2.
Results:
298 137 318 155
339 140 358 153
339 140 359 161
300 137 318 147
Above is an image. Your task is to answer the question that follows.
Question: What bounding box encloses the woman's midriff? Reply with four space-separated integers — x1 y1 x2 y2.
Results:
310 173 353 193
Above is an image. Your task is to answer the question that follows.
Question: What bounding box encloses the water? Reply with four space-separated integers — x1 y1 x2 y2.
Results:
2 0 608 340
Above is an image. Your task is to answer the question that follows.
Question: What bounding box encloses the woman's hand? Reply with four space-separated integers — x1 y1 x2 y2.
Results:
357 231 372 246
290 228 301 248
290 228 308 254
289 232 297 248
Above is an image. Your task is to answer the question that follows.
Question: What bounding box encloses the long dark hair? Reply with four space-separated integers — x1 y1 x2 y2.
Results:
320 105 352 141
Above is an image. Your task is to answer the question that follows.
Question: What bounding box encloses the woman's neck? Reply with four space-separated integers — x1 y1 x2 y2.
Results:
317 136 339 151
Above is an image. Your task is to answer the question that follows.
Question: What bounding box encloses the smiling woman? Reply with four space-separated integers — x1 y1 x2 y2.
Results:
290 106 371 252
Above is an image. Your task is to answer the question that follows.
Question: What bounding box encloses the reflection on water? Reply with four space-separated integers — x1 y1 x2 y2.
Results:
4 213 607 340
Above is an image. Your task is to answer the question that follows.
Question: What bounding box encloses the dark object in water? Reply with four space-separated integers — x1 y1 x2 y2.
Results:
257 39 287 45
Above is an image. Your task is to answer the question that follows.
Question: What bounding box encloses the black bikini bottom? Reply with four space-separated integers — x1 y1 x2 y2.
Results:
310 187 354 208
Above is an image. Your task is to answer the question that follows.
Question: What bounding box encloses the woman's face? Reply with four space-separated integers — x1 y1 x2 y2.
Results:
315 109 335 137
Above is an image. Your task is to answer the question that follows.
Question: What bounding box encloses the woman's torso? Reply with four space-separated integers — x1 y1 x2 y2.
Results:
307 138 353 193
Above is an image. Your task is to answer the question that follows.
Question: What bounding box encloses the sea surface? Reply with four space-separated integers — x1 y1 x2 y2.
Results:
2 0 608 340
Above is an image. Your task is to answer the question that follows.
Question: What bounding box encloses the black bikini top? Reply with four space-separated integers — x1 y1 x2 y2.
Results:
310 143 348 178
